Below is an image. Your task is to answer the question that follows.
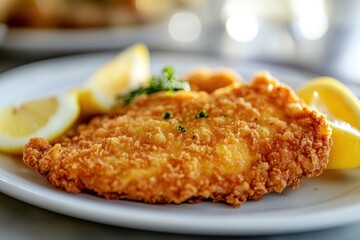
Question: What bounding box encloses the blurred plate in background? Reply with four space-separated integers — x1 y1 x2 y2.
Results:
0 24 168 53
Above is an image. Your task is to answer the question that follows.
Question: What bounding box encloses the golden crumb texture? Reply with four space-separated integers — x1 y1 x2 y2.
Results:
23 69 332 207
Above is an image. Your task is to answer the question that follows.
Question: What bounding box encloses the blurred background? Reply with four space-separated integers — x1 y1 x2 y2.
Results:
0 0 359 88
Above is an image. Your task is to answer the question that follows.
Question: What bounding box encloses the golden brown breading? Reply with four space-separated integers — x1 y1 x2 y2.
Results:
187 67 241 93
23 70 332 207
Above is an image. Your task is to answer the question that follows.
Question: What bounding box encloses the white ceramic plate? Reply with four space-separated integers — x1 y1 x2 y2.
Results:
0 52 360 236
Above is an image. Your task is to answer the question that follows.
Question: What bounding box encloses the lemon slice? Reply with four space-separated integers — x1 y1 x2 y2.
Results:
296 77 360 129
79 43 150 116
327 121 360 169
296 77 360 169
0 91 80 154
0 44 149 154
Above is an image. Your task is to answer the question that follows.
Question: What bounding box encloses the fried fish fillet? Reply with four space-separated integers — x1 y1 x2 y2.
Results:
23 70 332 207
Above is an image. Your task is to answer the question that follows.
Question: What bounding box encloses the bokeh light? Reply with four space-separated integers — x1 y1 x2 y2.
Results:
291 0 329 40
225 14 259 42
168 12 201 42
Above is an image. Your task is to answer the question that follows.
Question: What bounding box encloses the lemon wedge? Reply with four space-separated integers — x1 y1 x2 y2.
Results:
0 91 80 154
327 121 360 169
0 44 150 154
296 77 360 128
79 43 150 116
296 77 360 169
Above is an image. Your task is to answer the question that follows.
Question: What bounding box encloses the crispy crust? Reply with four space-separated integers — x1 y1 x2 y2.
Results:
23 70 332 207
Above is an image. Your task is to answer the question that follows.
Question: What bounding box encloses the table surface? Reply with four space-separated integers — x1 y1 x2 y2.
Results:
1 53 360 240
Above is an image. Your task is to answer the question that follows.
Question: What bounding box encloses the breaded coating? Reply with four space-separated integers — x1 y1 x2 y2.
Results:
187 67 241 93
23 70 332 207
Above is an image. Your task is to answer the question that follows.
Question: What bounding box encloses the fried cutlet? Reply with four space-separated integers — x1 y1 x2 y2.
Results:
23 70 332 207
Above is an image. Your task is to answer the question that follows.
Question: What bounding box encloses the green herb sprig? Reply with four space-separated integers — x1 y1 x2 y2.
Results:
194 110 208 119
178 124 186 132
118 66 188 105
163 111 172 119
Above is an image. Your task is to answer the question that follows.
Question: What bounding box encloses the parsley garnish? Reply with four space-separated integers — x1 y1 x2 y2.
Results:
118 66 188 105
178 124 186 132
194 110 208 119
163 111 172 119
